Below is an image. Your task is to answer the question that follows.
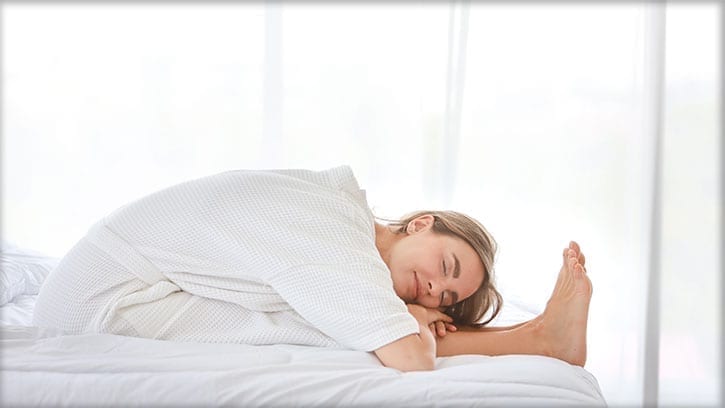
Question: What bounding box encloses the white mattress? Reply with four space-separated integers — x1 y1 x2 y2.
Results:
0 244 607 406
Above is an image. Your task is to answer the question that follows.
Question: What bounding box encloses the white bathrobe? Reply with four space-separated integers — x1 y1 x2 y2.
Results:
33 166 418 351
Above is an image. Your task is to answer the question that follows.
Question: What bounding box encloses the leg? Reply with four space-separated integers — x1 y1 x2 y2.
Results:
148 295 339 347
435 241 592 367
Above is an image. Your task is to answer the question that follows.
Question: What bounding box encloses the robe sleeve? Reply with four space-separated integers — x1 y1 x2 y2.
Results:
267 262 420 352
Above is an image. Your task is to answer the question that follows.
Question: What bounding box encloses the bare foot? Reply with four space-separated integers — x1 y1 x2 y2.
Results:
537 241 592 366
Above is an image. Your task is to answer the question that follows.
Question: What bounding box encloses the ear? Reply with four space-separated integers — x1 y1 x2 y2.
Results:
406 214 435 234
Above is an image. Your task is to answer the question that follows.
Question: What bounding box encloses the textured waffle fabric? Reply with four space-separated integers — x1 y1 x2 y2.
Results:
33 166 418 351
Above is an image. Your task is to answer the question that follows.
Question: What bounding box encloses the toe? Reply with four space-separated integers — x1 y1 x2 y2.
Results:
568 249 577 259
568 253 578 269
570 241 581 255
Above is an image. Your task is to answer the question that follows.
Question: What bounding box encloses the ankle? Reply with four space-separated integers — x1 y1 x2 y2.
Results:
524 316 555 358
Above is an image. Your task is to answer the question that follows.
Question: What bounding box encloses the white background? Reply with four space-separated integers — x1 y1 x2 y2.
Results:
2 3 720 406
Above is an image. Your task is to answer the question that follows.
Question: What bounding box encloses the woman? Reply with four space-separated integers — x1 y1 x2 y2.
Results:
33 165 592 371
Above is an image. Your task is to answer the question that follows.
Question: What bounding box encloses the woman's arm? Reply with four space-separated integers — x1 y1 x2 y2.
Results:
373 304 451 371
373 333 435 372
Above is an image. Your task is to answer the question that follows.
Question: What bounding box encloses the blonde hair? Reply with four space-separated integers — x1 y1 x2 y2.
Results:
386 210 502 327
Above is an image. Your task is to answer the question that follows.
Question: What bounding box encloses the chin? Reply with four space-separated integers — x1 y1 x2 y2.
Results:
391 285 405 301
395 292 412 304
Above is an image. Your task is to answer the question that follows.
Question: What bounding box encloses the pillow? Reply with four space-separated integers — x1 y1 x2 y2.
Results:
0 242 59 306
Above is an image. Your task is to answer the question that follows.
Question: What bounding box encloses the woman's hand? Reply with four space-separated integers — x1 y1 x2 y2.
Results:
407 304 457 337
429 320 457 338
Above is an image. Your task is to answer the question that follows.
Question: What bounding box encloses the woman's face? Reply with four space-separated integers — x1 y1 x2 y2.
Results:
386 216 485 309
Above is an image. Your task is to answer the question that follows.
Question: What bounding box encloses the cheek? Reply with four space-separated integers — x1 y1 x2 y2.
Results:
461 278 484 301
388 236 438 278
390 242 420 269
386 248 414 284
461 286 478 302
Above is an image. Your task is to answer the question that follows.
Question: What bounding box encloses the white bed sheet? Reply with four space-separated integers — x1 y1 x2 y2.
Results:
1 294 606 407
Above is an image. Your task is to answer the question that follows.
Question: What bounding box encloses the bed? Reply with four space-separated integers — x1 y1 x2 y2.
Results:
0 242 607 406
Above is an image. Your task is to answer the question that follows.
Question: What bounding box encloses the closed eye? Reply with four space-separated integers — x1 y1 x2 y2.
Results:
440 291 458 308
440 260 449 306
440 291 453 307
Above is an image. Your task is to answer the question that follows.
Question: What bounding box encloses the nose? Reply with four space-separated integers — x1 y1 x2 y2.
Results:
427 279 445 297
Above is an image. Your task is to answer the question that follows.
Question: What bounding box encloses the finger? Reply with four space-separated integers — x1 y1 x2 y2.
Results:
436 321 446 337
432 310 453 323
445 323 457 332
428 322 444 337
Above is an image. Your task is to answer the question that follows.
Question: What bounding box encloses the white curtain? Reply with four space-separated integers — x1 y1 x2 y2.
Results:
2 2 720 406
